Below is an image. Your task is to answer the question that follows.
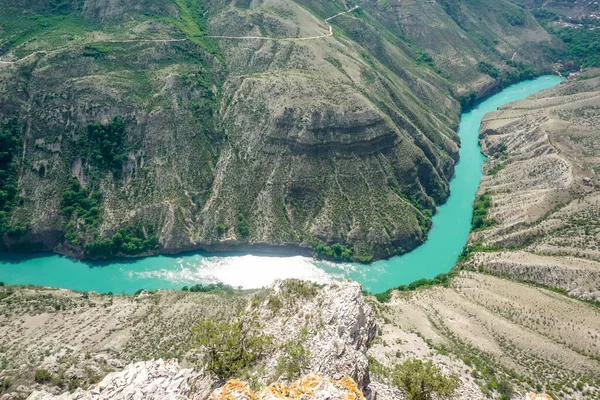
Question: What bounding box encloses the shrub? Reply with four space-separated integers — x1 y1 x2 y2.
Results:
34 369 54 384
391 359 460 400
497 379 513 400
280 279 318 299
472 193 497 231
478 61 501 79
314 242 353 261
193 318 272 381
0 117 25 236
0 378 10 394
267 295 283 313
274 338 310 381
237 214 249 238
187 282 233 293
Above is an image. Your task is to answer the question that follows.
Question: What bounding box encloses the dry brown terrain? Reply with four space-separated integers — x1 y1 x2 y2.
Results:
469 69 600 301
371 272 600 399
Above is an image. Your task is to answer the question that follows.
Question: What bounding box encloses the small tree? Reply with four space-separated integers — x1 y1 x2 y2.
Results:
193 317 272 381
391 359 460 400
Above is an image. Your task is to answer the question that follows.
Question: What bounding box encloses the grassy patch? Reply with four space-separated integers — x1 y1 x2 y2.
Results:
369 357 460 400
472 193 497 231
373 271 459 303
487 163 505 176
457 241 502 264
193 317 272 381
313 242 354 261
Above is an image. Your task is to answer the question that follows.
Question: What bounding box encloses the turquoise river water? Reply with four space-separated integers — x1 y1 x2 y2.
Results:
0 76 563 294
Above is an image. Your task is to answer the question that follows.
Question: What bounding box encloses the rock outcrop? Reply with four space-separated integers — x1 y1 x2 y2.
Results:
27 360 213 400
27 365 364 400
250 280 377 390
209 373 364 400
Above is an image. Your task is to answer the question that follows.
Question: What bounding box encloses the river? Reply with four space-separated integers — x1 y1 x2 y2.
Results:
0 75 563 294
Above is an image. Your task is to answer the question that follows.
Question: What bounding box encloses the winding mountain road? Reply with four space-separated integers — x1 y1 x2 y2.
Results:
0 6 359 65
207 5 359 41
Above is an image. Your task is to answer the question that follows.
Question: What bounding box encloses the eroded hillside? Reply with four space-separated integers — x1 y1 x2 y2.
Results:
465 69 600 301
0 0 558 261
1 275 598 399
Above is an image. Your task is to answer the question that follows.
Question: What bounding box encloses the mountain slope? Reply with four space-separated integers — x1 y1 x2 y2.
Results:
0 0 555 260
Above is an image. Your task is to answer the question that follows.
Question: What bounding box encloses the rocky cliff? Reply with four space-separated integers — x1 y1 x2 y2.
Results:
0 280 377 399
0 0 557 261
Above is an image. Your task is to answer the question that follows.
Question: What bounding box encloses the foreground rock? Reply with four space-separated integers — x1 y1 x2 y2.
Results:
27 363 364 400
27 360 212 400
209 373 364 400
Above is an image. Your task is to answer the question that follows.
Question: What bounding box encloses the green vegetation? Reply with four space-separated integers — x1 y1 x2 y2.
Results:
274 333 310 381
457 241 502 263
237 214 249 238
0 378 10 394
478 61 501 79
369 357 460 400
82 43 112 59
279 279 318 299
487 163 505 176
549 25 600 68
314 242 354 261
459 90 478 110
61 179 101 229
0 117 26 238
193 317 272 381
84 224 159 258
182 282 235 294
374 271 458 303
472 193 497 231
531 7 600 69
83 116 127 176
34 369 55 384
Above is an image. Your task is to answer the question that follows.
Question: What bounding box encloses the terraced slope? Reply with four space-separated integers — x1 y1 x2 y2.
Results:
465 69 600 301
0 0 556 260
371 272 600 399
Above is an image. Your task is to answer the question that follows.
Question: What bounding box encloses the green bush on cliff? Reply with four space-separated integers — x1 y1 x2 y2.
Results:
84 116 127 176
193 317 272 381
84 225 159 258
472 193 497 231
374 271 458 302
314 242 353 261
369 357 460 400
183 282 234 294
0 117 27 237
61 179 101 227
274 333 310 381
478 61 501 79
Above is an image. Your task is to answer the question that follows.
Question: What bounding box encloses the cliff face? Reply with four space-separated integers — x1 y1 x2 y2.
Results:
0 0 556 260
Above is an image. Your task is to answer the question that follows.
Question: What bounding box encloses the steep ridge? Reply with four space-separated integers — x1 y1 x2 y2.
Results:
0 0 557 261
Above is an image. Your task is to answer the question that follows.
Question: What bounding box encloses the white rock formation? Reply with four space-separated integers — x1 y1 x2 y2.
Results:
27 359 213 400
